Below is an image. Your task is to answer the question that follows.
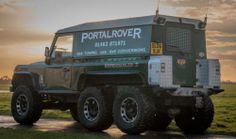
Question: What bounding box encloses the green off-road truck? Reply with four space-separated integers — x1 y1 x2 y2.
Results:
11 14 223 134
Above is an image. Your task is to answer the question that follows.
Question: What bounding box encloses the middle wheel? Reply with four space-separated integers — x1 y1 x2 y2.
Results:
113 88 155 134
77 87 113 131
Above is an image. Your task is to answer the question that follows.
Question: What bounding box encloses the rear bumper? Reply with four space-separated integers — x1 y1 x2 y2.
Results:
152 87 224 108
153 86 224 96
160 96 196 107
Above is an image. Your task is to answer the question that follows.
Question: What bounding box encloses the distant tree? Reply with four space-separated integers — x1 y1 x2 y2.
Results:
0 76 11 84
221 80 236 84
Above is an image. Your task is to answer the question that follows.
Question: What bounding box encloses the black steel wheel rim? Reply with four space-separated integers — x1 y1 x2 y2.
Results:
16 94 29 116
83 97 99 121
120 97 138 123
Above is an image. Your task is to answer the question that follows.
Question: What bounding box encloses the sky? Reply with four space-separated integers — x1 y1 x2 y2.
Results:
0 0 236 81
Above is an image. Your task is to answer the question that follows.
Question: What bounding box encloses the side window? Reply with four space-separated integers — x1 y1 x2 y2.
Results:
51 35 73 58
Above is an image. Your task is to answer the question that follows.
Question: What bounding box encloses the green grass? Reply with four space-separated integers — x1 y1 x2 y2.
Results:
0 93 72 119
0 83 236 136
0 93 11 115
209 96 236 135
0 128 114 139
218 84 236 96
0 84 10 93
0 84 10 90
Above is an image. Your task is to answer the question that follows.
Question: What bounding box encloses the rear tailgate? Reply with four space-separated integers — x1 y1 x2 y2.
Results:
164 23 196 87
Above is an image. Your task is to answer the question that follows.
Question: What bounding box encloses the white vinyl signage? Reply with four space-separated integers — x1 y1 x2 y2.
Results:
81 28 142 43
76 26 152 57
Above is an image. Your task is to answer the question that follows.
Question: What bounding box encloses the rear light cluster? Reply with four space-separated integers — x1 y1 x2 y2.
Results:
161 63 165 72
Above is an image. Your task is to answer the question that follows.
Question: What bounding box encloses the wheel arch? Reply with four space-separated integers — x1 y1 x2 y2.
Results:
76 71 147 91
12 72 40 92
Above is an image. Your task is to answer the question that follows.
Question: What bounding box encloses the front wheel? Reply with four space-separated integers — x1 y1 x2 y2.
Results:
11 85 42 125
175 96 214 134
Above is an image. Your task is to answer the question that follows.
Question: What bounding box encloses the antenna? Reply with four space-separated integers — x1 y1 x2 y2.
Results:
204 0 211 24
156 0 161 15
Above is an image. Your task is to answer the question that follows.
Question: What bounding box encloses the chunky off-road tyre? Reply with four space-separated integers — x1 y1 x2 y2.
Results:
150 112 172 131
175 96 214 134
113 87 155 134
77 87 113 131
70 104 80 122
11 85 42 125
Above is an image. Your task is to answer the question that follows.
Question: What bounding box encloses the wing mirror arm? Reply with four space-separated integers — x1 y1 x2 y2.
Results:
44 47 50 57
44 47 50 64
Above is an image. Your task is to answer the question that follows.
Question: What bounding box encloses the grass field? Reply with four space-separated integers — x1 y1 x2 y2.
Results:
209 84 236 135
0 84 11 91
0 84 236 137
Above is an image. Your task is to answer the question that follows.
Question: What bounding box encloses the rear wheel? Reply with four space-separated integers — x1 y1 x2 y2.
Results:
11 85 42 125
113 87 155 134
77 87 113 131
175 96 214 134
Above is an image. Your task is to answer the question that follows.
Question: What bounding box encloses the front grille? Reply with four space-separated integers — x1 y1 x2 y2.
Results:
166 27 192 52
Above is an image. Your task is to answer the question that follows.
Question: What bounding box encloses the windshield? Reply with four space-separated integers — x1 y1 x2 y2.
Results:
51 35 73 58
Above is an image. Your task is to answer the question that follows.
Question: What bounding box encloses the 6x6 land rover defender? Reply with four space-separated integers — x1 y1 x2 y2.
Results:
11 14 223 134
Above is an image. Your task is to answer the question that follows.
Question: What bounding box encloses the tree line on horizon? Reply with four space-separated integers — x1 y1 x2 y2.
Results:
0 76 11 84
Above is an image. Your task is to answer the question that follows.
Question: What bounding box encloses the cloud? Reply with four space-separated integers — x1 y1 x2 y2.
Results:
207 38 236 48
209 50 236 60
207 31 236 38
208 20 236 34
0 1 51 77
162 0 208 8
0 43 44 78
0 30 51 46
162 0 236 25
0 1 51 46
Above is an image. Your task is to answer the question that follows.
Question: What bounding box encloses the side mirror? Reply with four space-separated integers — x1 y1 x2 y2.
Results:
44 47 50 57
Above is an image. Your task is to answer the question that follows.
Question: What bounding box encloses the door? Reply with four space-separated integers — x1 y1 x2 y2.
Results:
44 34 74 90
